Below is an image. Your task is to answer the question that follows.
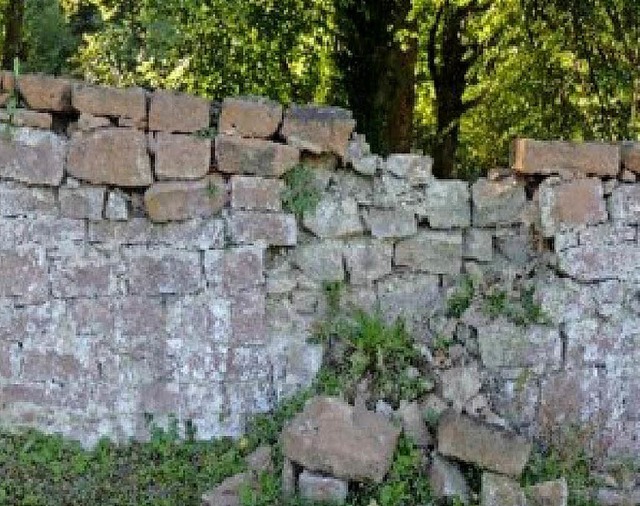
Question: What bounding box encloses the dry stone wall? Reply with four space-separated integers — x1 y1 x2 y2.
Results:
0 73 638 462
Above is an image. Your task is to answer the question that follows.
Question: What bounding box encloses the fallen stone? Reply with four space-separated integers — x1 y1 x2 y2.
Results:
72 83 147 126
429 454 471 504
228 211 297 246
201 472 252 506
144 176 225 222
528 478 568 506
219 96 282 138
437 410 532 476
481 472 527 506
397 401 431 447
17 74 72 111
386 154 433 186
246 446 273 475
67 128 152 187
472 178 527 226
153 132 211 180
282 105 355 158
230 175 284 211
215 134 300 177
59 186 105 220
303 195 364 238
395 231 463 275
149 90 210 133
439 365 482 413
424 180 471 228
281 396 401 483
539 178 607 237
367 208 417 238
298 470 348 505
0 127 66 186
512 138 620 177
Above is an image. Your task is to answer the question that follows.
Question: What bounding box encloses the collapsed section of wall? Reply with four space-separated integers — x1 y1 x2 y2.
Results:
0 73 638 461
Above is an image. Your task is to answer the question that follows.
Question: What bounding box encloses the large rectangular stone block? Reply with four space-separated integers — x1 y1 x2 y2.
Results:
153 132 211 180
472 178 526 226
557 243 640 283
367 208 417 238
18 74 72 111
230 175 284 211
67 128 152 187
51 256 116 298
230 290 267 345
621 141 640 174
219 96 283 138
511 138 619 176
0 128 66 186
72 83 147 126
144 176 226 223
424 180 471 228
282 105 355 158
215 135 299 177
293 240 344 282
204 246 265 294
124 248 202 295
0 248 48 303
344 239 392 284
59 186 106 220
609 184 640 224
228 211 297 246
149 90 210 133
303 196 364 238
539 178 607 237
386 154 433 186
395 231 463 275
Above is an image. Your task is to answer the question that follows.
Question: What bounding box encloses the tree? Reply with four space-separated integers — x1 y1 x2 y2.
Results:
334 0 418 155
2 0 25 69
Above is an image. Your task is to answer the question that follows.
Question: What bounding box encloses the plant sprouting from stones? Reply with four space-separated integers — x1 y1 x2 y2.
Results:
281 164 322 218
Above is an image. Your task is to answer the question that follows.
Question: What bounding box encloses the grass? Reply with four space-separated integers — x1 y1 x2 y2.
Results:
281 164 322 218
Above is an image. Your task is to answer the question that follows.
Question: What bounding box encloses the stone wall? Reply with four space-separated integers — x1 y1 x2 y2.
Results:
0 73 638 460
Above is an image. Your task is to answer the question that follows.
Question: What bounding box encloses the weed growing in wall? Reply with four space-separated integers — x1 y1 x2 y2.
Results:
281 164 322 218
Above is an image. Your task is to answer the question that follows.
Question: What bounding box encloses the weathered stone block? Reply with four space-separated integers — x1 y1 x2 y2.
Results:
472 178 527 226
298 470 348 505
124 248 202 295
539 178 607 237
557 242 640 283
282 396 401 483
75 113 112 131
67 128 152 187
215 135 299 177
397 400 431 447
386 154 433 186
0 128 66 186
367 208 417 238
149 90 210 133
609 184 640 224
395 231 463 275
352 155 379 176
228 211 297 246
0 182 56 216
51 256 115 298
105 190 129 221
303 196 363 238
18 74 72 111
344 239 392 284
153 133 211 180
512 138 620 177
1 109 53 129
0 248 48 303
377 274 441 325
293 240 344 282
72 83 147 126
429 454 470 504
67 298 115 335
204 246 265 294
144 176 225 223
477 320 562 370
437 411 531 476
528 478 568 506
230 176 284 211
439 365 482 412
481 473 527 506
59 186 105 220
219 96 282 138
621 141 640 174
167 293 230 345
282 105 355 158
463 229 493 262
424 180 471 228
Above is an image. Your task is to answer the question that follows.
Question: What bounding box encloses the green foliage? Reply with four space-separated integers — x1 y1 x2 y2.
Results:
281 164 322 219
193 127 217 139
482 286 549 326
446 276 475 318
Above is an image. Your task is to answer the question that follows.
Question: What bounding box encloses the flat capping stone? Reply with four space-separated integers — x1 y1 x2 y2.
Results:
286 104 353 121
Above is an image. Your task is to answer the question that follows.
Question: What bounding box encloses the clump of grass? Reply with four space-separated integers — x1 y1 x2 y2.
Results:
281 164 322 218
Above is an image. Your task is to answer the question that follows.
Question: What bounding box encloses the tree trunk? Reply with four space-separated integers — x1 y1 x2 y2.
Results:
2 0 25 70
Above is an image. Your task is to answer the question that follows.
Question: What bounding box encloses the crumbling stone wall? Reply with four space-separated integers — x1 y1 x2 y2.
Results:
0 73 638 459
